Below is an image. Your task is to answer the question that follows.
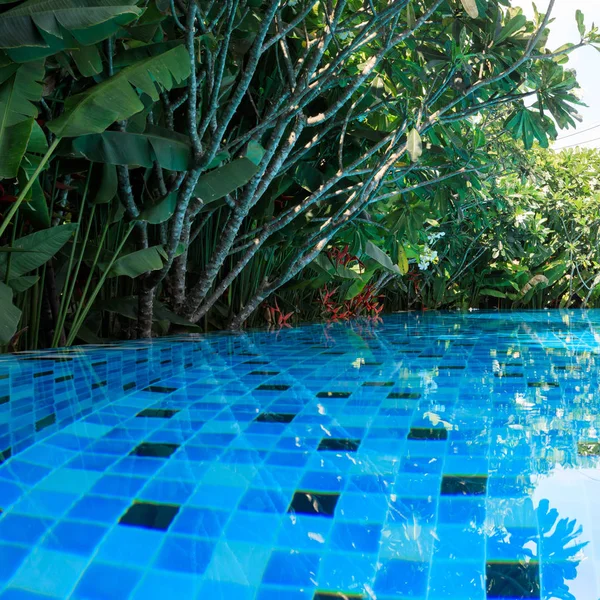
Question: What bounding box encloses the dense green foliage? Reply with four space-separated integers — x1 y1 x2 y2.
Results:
379 147 600 310
0 0 597 349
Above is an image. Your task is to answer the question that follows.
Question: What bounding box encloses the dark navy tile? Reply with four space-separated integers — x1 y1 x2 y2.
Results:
256 384 290 392
441 475 488 496
486 561 540 598
118 501 180 531
288 491 340 518
255 413 296 424
408 427 448 441
136 408 179 418
143 386 177 394
388 392 421 399
317 438 361 452
130 442 179 458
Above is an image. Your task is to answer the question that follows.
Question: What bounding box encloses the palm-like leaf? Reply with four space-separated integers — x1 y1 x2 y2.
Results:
0 0 142 50
0 282 21 344
69 125 192 170
0 58 44 178
48 45 190 137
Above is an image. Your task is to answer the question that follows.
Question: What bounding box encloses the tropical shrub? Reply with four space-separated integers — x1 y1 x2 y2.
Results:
0 0 595 349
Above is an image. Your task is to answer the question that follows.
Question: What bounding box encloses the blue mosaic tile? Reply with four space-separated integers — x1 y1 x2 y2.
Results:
0 313 598 598
72 562 143 599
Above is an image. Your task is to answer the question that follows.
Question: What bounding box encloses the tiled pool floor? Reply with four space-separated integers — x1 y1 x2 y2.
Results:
0 311 599 599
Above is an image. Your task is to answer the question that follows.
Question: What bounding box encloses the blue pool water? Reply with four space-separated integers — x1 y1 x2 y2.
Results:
0 311 598 599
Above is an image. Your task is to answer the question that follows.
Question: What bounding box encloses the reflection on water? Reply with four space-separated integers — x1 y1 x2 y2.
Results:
1 309 600 599
344 310 598 599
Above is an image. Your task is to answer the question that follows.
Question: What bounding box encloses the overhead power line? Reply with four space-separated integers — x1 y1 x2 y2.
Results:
556 123 600 141
555 122 600 142
553 135 600 151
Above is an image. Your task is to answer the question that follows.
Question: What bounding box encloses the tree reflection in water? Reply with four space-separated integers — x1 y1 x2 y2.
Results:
486 498 588 600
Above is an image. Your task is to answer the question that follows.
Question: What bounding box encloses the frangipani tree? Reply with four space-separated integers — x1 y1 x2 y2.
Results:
0 0 596 347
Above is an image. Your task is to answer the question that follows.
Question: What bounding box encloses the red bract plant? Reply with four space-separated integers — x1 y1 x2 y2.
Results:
263 298 293 328
0 184 17 204
327 245 364 269
407 268 421 293
319 284 384 322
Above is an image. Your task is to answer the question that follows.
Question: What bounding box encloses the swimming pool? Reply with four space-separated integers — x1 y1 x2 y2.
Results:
0 311 597 599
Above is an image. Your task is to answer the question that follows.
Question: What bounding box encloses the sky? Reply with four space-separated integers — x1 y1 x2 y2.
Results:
515 0 600 150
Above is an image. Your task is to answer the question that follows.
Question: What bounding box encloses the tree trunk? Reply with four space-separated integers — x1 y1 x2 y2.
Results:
170 221 191 312
45 262 65 347
228 289 267 330
137 285 154 339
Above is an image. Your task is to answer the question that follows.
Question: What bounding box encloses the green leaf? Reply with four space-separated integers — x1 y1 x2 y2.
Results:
48 46 190 137
311 254 362 280
26 119 48 154
293 163 324 193
364 241 401 274
480 289 506 298
92 163 117 204
397 245 409 275
496 15 527 45
0 118 34 179
70 43 102 77
345 276 370 300
70 125 192 170
0 0 142 50
102 295 199 328
194 157 260 204
8 274 39 292
459 0 478 19
154 301 199 328
0 60 44 179
0 281 21 344
576 9 585 38
139 193 176 224
245 140 265 166
406 128 422 162
406 1 415 28
107 244 166 278
113 40 184 67
0 224 76 279
19 175 50 228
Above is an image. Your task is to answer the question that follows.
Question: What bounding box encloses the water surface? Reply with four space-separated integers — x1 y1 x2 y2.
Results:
0 311 598 599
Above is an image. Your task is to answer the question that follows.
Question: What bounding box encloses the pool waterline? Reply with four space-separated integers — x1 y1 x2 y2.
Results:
0 310 598 599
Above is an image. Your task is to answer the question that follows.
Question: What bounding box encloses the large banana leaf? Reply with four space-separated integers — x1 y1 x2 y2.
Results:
0 0 142 50
70 125 192 170
19 127 52 227
70 42 102 76
0 282 21 344
8 275 39 293
106 245 167 278
363 241 401 274
0 224 76 279
113 40 183 67
194 158 258 204
48 46 190 137
311 253 362 280
101 295 199 327
139 193 176 224
0 59 44 178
